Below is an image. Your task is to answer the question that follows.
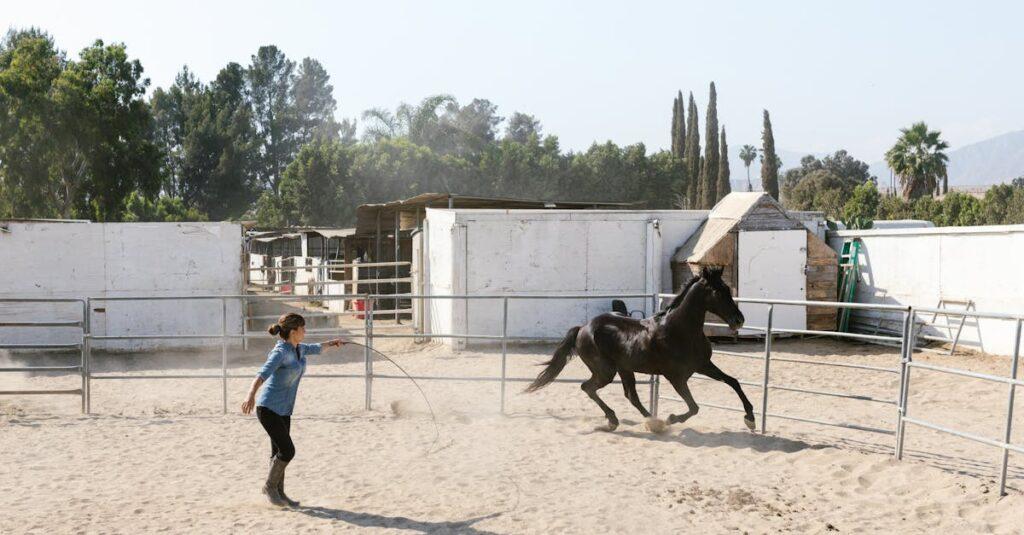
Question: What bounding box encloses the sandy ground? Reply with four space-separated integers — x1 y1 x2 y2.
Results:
2 337 1023 534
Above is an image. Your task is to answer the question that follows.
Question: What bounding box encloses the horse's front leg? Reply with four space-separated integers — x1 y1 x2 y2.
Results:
663 371 699 425
699 361 756 431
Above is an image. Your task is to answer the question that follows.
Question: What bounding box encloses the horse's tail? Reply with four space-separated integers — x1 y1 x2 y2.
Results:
525 325 581 393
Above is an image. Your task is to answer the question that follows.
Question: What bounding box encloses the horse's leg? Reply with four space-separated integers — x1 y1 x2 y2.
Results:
580 369 618 431
618 370 650 418
664 371 699 425
699 361 756 431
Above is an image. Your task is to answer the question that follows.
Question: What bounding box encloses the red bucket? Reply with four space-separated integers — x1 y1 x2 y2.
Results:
354 299 365 319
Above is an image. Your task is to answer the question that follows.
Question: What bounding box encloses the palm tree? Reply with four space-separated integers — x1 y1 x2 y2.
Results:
739 144 758 192
360 107 404 141
885 122 949 200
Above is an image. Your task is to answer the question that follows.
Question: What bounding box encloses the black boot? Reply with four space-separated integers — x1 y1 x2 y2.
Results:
277 462 300 507
262 458 289 507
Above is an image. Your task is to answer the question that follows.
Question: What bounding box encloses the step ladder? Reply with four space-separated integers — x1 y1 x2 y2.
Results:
837 239 862 332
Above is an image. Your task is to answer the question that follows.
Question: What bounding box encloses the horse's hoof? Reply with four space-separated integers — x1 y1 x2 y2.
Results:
644 417 669 434
744 415 756 432
595 420 619 432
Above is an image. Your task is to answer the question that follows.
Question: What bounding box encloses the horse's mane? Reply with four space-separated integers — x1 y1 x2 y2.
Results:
653 275 702 319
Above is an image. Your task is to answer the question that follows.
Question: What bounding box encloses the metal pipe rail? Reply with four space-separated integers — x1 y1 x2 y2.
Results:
0 321 82 327
0 297 87 412
896 318 1022 496
9 291 1022 496
325 261 410 268
0 343 82 349
0 366 82 372
658 395 895 436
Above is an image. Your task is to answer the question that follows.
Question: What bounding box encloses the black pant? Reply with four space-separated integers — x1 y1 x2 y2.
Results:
256 406 295 462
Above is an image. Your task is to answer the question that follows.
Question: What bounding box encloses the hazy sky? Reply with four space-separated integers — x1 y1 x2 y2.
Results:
4 0 1023 164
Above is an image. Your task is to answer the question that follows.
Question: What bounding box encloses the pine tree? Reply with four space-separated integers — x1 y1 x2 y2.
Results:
700 82 719 209
717 126 731 202
684 93 700 208
761 110 780 200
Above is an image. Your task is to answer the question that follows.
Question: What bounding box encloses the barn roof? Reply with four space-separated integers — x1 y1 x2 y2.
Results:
355 193 639 236
672 193 806 264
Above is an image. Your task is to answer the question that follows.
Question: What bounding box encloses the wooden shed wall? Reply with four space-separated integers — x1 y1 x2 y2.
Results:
806 231 839 331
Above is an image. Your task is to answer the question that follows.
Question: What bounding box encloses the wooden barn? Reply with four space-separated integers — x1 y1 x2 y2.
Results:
671 192 838 333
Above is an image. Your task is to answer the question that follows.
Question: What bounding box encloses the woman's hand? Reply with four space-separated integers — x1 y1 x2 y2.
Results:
241 395 256 415
324 338 350 348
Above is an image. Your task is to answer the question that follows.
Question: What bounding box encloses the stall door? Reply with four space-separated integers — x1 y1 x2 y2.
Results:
737 230 806 333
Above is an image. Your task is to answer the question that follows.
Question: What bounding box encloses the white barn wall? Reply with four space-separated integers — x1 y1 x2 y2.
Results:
0 221 243 350
828 225 1024 356
423 209 707 344
424 210 457 339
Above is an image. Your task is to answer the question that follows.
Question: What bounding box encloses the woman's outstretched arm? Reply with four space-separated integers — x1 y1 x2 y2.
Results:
241 376 264 415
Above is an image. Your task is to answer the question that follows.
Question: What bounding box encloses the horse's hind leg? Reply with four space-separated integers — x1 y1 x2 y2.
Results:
580 369 618 431
664 371 699 425
618 370 650 418
699 361 756 431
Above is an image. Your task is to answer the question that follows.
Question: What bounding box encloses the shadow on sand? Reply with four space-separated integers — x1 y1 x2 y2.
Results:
294 506 503 534
617 426 832 454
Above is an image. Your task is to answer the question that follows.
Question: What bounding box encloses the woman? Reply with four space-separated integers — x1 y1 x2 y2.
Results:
241 312 349 507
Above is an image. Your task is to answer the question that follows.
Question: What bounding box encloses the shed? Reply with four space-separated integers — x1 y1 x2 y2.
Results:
671 192 838 333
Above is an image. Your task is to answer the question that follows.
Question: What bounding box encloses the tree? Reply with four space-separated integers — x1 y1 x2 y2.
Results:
684 93 700 208
505 112 542 144
699 82 719 209
781 150 875 212
150 63 259 220
278 139 353 226
884 122 949 200
441 98 502 157
182 63 260 219
876 195 912 220
0 29 65 218
716 127 730 203
247 45 296 194
0 34 161 220
291 57 340 144
150 67 202 199
361 107 403 142
760 110 779 200
841 181 880 227
739 144 757 192
122 191 207 222
670 90 685 158
982 184 1023 225
785 170 849 218
396 94 457 150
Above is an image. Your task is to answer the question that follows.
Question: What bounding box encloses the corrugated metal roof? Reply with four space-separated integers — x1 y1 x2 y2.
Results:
302 228 356 239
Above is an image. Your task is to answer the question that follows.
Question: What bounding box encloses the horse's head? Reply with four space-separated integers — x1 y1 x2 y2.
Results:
698 266 745 331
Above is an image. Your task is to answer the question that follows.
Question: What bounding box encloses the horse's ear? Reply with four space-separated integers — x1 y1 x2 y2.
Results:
699 266 710 280
709 266 724 279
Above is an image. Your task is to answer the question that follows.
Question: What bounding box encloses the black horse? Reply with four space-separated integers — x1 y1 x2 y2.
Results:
526 266 756 432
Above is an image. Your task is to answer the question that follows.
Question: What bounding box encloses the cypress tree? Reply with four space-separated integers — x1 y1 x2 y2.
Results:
671 95 679 157
684 93 700 208
761 109 780 200
700 82 719 209
717 126 731 202
671 90 686 158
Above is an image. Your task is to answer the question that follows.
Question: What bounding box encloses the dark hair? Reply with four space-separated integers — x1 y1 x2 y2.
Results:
268 313 305 339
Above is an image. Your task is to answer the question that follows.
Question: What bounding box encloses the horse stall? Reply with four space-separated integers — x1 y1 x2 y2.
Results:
670 193 837 334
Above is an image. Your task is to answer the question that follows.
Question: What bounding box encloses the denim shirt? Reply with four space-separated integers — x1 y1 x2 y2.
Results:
256 341 322 416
